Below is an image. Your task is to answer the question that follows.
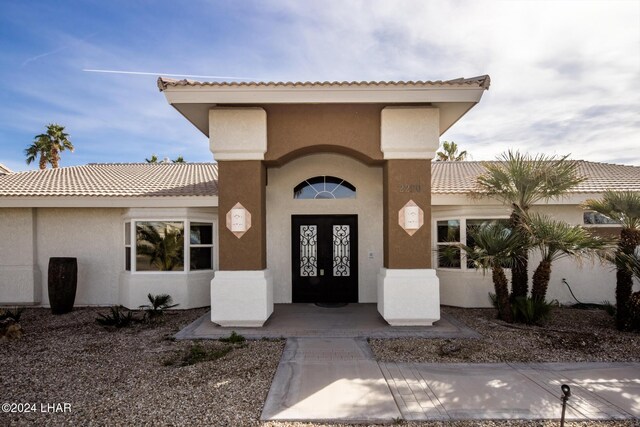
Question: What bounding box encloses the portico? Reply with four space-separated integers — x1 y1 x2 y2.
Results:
158 76 490 327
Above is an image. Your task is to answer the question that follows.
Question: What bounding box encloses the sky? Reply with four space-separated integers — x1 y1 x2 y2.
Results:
0 0 639 172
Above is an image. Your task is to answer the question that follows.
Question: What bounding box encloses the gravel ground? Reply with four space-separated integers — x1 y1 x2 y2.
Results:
0 307 284 426
371 306 640 363
2 306 638 427
265 422 639 427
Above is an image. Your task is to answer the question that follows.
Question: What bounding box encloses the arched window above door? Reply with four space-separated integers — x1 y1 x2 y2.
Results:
293 176 356 199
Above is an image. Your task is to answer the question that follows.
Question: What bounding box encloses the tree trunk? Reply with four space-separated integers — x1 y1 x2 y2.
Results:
616 228 640 330
510 209 529 299
50 148 59 168
39 155 47 170
48 257 77 315
531 259 552 302
493 265 513 323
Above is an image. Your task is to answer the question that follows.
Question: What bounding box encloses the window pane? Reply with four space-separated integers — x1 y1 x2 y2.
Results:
125 222 131 245
293 176 356 199
125 247 131 271
190 223 213 245
437 220 460 243
190 247 212 270
438 245 461 268
136 221 184 271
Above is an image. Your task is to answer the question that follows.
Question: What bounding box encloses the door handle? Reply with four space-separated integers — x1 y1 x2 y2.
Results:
320 269 324 276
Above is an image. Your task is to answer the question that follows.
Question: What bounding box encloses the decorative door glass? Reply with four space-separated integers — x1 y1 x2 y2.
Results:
299 225 317 276
332 225 350 276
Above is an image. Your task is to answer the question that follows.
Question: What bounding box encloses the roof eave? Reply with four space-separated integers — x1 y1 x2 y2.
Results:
159 77 490 138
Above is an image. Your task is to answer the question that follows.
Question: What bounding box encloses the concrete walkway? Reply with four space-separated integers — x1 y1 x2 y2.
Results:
262 338 640 423
261 338 401 423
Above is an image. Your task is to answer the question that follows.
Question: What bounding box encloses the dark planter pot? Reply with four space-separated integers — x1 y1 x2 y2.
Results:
48 257 78 315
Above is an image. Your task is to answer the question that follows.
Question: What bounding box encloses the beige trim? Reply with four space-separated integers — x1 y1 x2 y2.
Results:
431 193 605 206
0 196 218 208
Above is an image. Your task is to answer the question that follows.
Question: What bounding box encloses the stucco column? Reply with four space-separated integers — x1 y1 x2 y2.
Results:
383 159 432 269
378 106 440 325
209 107 273 326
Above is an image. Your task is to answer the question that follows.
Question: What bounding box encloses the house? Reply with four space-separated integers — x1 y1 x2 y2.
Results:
0 76 637 327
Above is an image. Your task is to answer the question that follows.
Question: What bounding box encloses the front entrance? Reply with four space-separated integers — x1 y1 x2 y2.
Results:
292 215 358 303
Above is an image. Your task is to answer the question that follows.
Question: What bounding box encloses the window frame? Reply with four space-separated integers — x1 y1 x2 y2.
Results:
433 216 510 271
125 218 216 274
293 175 357 200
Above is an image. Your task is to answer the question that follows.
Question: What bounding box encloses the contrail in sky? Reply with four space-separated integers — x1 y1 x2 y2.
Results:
83 69 260 80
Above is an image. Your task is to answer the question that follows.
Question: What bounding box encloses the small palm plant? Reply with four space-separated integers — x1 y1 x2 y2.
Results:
463 221 524 322
525 213 609 302
140 293 179 320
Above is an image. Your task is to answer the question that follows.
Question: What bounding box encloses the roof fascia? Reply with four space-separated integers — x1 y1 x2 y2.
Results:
161 85 486 105
0 196 219 208
432 192 604 206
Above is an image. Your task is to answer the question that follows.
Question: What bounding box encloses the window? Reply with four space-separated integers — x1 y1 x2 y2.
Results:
584 211 619 226
293 176 356 199
436 220 461 268
136 221 185 271
125 220 214 272
190 222 213 270
435 218 509 270
125 222 131 271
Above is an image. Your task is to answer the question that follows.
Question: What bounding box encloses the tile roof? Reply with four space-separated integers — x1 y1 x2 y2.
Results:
431 160 640 194
0 163 12 175
157 75 491 91
0 160 636 199
0 163 218 197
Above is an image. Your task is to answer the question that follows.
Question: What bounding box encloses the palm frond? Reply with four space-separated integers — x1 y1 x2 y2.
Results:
583 191 640 230
475 150 585 210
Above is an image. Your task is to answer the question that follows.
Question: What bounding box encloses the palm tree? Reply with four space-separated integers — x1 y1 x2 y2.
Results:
584 191 640 330
136 223 184 271
145 154 159 163
476 151 585 299
436 141 468 161
525 213 608 302
172 156 185 163
25 136 50 170
464 221 524 322
34 124 73 168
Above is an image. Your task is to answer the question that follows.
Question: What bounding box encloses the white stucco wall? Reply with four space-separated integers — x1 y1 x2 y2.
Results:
36 208 123 306
0 208 41 304
433 203 620 308
266 153 383 303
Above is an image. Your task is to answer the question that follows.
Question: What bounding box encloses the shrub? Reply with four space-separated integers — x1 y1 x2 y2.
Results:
96 306 139 328
168 343 233 367
140 293 179 320
512 297 555 325
0 307 25 322
629 292 640 331
219 331 246 344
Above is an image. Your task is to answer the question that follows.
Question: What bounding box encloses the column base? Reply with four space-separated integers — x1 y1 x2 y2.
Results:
211 270 273 327
377 268 440 326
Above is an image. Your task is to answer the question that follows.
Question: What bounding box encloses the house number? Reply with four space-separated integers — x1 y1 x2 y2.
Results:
399 184 421 193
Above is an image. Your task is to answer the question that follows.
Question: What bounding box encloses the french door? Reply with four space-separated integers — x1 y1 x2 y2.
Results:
291 215 358 303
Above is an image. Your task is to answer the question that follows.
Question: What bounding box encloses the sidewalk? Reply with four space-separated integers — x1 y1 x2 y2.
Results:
261 338 640 423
